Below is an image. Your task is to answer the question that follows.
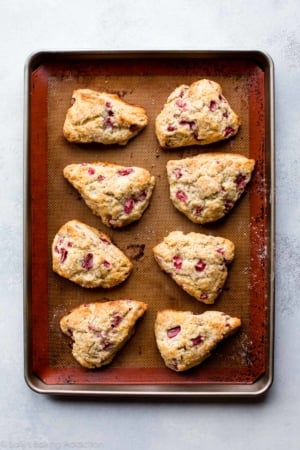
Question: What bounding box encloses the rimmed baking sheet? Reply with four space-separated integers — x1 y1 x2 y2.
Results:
24 50 274 396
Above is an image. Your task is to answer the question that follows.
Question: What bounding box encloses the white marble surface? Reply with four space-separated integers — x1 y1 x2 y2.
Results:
0 0 299 448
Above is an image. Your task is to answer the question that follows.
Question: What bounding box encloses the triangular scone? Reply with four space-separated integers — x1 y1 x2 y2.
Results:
153 231 234 304
155 79 241 148
60 300 147 369
63 89 148 145
155 309 241 372
52 220 132 288
64 162 155 228
167 153 255 224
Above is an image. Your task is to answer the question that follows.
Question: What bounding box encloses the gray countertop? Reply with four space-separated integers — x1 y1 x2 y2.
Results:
0 0 299 449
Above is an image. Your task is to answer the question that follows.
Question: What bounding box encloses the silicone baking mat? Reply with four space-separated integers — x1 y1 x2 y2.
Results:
25 51 274 395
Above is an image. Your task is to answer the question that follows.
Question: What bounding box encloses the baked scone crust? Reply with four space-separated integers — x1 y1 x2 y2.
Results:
60 300 147 369
153 231 235 304
155 309 241 371
52 220 132 288
63 89 148 145
63 161 155 228
155 79 241 148
167 153 255 224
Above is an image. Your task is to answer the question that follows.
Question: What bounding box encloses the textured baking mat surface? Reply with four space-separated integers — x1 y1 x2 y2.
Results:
29 56 269 385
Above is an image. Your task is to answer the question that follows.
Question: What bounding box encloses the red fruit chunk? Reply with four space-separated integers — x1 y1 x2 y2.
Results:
194 205 204 215
112 315 122 328
200 292 208 300
216 247 231 264
118 167 134 176
105 101 112 108
179 120 196 131
103 341 112 350
224 200 234 211
129 124 138 132
107 109 114 117
173 255 182 270
167 326 181 338
107 216 114 227
97 174 105 181
209 100 217 111
176 99 187 109
103 260 111 268
224 126 234 137
235 173 247 190
193 133 204 142
173 168 182 179
82 253 94 270
104 117 114 128
59 247 68 263
167 125 176 132
88 167 95 175
191 335 204 346
124 198 135 214
170 360 178 371
195 260 206 272
176 190 188 203
223 110 229 118
100 236 111 245
137 191 147 201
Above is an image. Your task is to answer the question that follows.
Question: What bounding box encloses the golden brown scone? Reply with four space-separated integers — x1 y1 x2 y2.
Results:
63 89 148 145
60 300 147 369
155 79 241 148
153 231 234 304
63 161 155 228
167 153 255 223
52 220 132 288
154 309 241 371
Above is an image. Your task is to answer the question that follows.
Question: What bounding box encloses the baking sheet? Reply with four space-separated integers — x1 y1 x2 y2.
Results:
24 51 274 396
